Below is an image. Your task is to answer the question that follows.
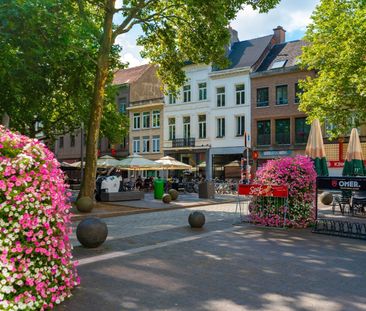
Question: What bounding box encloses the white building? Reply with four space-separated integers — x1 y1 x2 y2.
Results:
163 27 286 179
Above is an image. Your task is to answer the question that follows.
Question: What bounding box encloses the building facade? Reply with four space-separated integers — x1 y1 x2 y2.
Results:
250 40 316 168
127 65 164 161
163 26 286 179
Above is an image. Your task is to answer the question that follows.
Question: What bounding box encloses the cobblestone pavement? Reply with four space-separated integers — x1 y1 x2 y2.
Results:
70 202 241 246
60 202 366 311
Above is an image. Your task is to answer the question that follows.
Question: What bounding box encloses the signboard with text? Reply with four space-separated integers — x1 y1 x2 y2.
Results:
317 176 366 191
238 184 288 198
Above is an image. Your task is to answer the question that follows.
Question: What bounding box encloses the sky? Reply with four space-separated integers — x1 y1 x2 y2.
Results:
114 0 320 68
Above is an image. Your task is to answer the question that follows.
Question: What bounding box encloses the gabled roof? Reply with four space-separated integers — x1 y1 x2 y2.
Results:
255 40 307 72
113 64 151 85
225 35 273 69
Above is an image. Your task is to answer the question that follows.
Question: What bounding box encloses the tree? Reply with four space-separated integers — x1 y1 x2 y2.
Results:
0 0 127 142
80 0 280 198
299 0 366 138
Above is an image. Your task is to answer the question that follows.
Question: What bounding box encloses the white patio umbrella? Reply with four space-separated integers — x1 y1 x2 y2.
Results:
70 155 121 169
155 156 192 170
117 154 163 171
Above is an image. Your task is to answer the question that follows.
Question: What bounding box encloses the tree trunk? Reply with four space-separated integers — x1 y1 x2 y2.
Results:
80 0 115 199
2 112 9 128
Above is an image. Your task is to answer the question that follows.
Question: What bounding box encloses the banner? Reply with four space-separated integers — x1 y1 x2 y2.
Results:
238 184 288 198
317 176 366 191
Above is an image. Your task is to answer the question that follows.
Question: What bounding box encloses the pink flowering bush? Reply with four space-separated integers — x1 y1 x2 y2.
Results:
0 126 79 310
250 155 317 228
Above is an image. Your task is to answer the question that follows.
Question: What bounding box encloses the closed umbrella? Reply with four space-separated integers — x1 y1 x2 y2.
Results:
342 128 365 176
305 119 329 176
155 156 192 170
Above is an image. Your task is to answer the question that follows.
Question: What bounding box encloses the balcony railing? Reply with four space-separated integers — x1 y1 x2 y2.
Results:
172 138 195 148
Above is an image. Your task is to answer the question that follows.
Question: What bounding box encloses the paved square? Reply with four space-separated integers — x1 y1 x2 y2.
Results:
59 204 366 311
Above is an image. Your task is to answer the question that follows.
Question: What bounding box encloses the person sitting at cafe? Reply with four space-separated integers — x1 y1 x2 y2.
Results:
135 175 143 190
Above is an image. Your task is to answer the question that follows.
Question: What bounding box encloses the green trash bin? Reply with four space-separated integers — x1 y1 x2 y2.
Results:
154 178 164 199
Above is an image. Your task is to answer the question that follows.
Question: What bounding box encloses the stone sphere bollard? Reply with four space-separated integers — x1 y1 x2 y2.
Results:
320 192 333 205
188 211 205 228
162 193 172 204
76 196 94 213
76 218 108 248
168 189 179 201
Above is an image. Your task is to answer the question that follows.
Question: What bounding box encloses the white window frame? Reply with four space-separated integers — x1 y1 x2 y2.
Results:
183 85 191 103
152 136 160 153
142 112 150 129
236 115 245 136
168 92 176 104
217 117 225 138
198 114 206 139
216 87 225 107
169 118 176 140
198 82 207 101
235 84 245 105
133 137 140 153
142 136 150 153
183 116 191 139
133 113 141 130
152 110 160 128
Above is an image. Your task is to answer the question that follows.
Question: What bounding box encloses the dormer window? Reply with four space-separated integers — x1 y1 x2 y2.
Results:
271 60 287 69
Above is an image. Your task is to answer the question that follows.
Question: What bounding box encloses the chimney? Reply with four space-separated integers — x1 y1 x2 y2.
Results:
228 26 239 47
273 26 286 44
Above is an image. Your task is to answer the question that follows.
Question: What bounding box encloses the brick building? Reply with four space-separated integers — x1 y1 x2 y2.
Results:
124 64 164 162
250 40 316 167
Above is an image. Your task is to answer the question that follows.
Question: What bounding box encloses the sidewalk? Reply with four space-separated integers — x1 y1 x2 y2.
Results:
70 192 236 221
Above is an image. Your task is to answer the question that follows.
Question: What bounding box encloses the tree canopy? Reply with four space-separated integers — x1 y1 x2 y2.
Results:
79 0 280 198
299 0 366 138
0 0 128 141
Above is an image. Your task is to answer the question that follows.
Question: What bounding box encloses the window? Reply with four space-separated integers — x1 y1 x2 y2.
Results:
133 137 140 153
198 115 206 139
271 60 287 69
142 112 150 128
142 136 150 153
121 137 127 149
257 88 269 107
133 113 140 129
198 82 207 101
276 85 288 105
169 118 176 140
257 120 271 146
183 85 191 102
236 84 245 105
59 137 64 149
236 116 245 136
295 118 310 144
183 116 190 139
295 83 303 104
152 110 160 128
275 119 290 144
152 136 160 153
217 117 225 138
216 87 225 107
70 135 75 147
168 92 176 104
118 97 127 113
